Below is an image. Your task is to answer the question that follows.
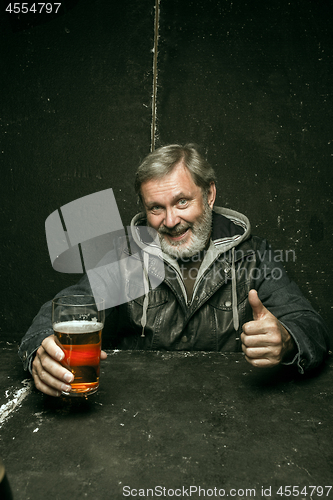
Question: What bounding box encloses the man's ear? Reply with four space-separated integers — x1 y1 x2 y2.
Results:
207 182 216 208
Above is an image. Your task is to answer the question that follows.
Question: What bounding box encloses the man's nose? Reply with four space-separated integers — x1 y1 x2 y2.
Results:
163 208 181 228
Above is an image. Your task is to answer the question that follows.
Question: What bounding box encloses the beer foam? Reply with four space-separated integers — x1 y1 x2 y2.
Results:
53 320 103 334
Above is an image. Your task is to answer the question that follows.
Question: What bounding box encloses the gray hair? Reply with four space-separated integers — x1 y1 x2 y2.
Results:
134 144 216 204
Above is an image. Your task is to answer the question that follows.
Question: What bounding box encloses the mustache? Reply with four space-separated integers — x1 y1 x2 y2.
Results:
158 223 192 236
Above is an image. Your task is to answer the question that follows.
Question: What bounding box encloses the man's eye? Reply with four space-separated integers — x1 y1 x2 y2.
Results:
178 199 187 206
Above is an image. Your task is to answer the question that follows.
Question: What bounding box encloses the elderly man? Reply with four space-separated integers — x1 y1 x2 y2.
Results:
19 144 330 396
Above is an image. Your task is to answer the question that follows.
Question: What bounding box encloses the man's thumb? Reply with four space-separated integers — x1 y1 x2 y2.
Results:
248 289 267 320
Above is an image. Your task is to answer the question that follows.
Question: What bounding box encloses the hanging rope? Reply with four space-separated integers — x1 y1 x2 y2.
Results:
151 0 160 152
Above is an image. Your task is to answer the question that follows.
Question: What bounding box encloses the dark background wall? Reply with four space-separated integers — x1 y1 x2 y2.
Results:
1 0 332 342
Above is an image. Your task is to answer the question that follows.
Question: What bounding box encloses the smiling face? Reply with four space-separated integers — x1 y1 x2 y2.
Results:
140 162 216 258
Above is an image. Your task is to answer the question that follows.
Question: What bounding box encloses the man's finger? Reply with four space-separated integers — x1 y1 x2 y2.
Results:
41 335 64 362
241 344 270 358
241 331 275 347
32 354 72 397
248 289 268 320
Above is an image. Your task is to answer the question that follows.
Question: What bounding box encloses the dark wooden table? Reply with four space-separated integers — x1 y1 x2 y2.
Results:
1 341 332 500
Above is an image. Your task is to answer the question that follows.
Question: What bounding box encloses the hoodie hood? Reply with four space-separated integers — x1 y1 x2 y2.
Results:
129 206 252 335
130 206 251 255
210 206 251 252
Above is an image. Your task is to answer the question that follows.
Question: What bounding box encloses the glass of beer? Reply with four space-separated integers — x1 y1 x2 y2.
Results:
52 295 105 397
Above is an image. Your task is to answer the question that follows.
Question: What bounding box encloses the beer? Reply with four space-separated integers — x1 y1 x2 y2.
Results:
54 320 103 396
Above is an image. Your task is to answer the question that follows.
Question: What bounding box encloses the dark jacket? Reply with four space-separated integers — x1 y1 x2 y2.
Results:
19 207 330 373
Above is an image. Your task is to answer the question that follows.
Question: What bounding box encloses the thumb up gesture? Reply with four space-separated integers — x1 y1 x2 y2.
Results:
241 290 296 368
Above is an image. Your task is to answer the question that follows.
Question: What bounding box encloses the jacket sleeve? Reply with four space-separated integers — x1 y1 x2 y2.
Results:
252 237 331 373
18 274 95 372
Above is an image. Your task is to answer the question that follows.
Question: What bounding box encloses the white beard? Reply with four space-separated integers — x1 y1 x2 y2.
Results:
157 199 212 259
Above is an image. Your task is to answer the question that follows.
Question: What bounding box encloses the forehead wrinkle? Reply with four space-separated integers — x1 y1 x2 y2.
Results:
142 163 200 207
